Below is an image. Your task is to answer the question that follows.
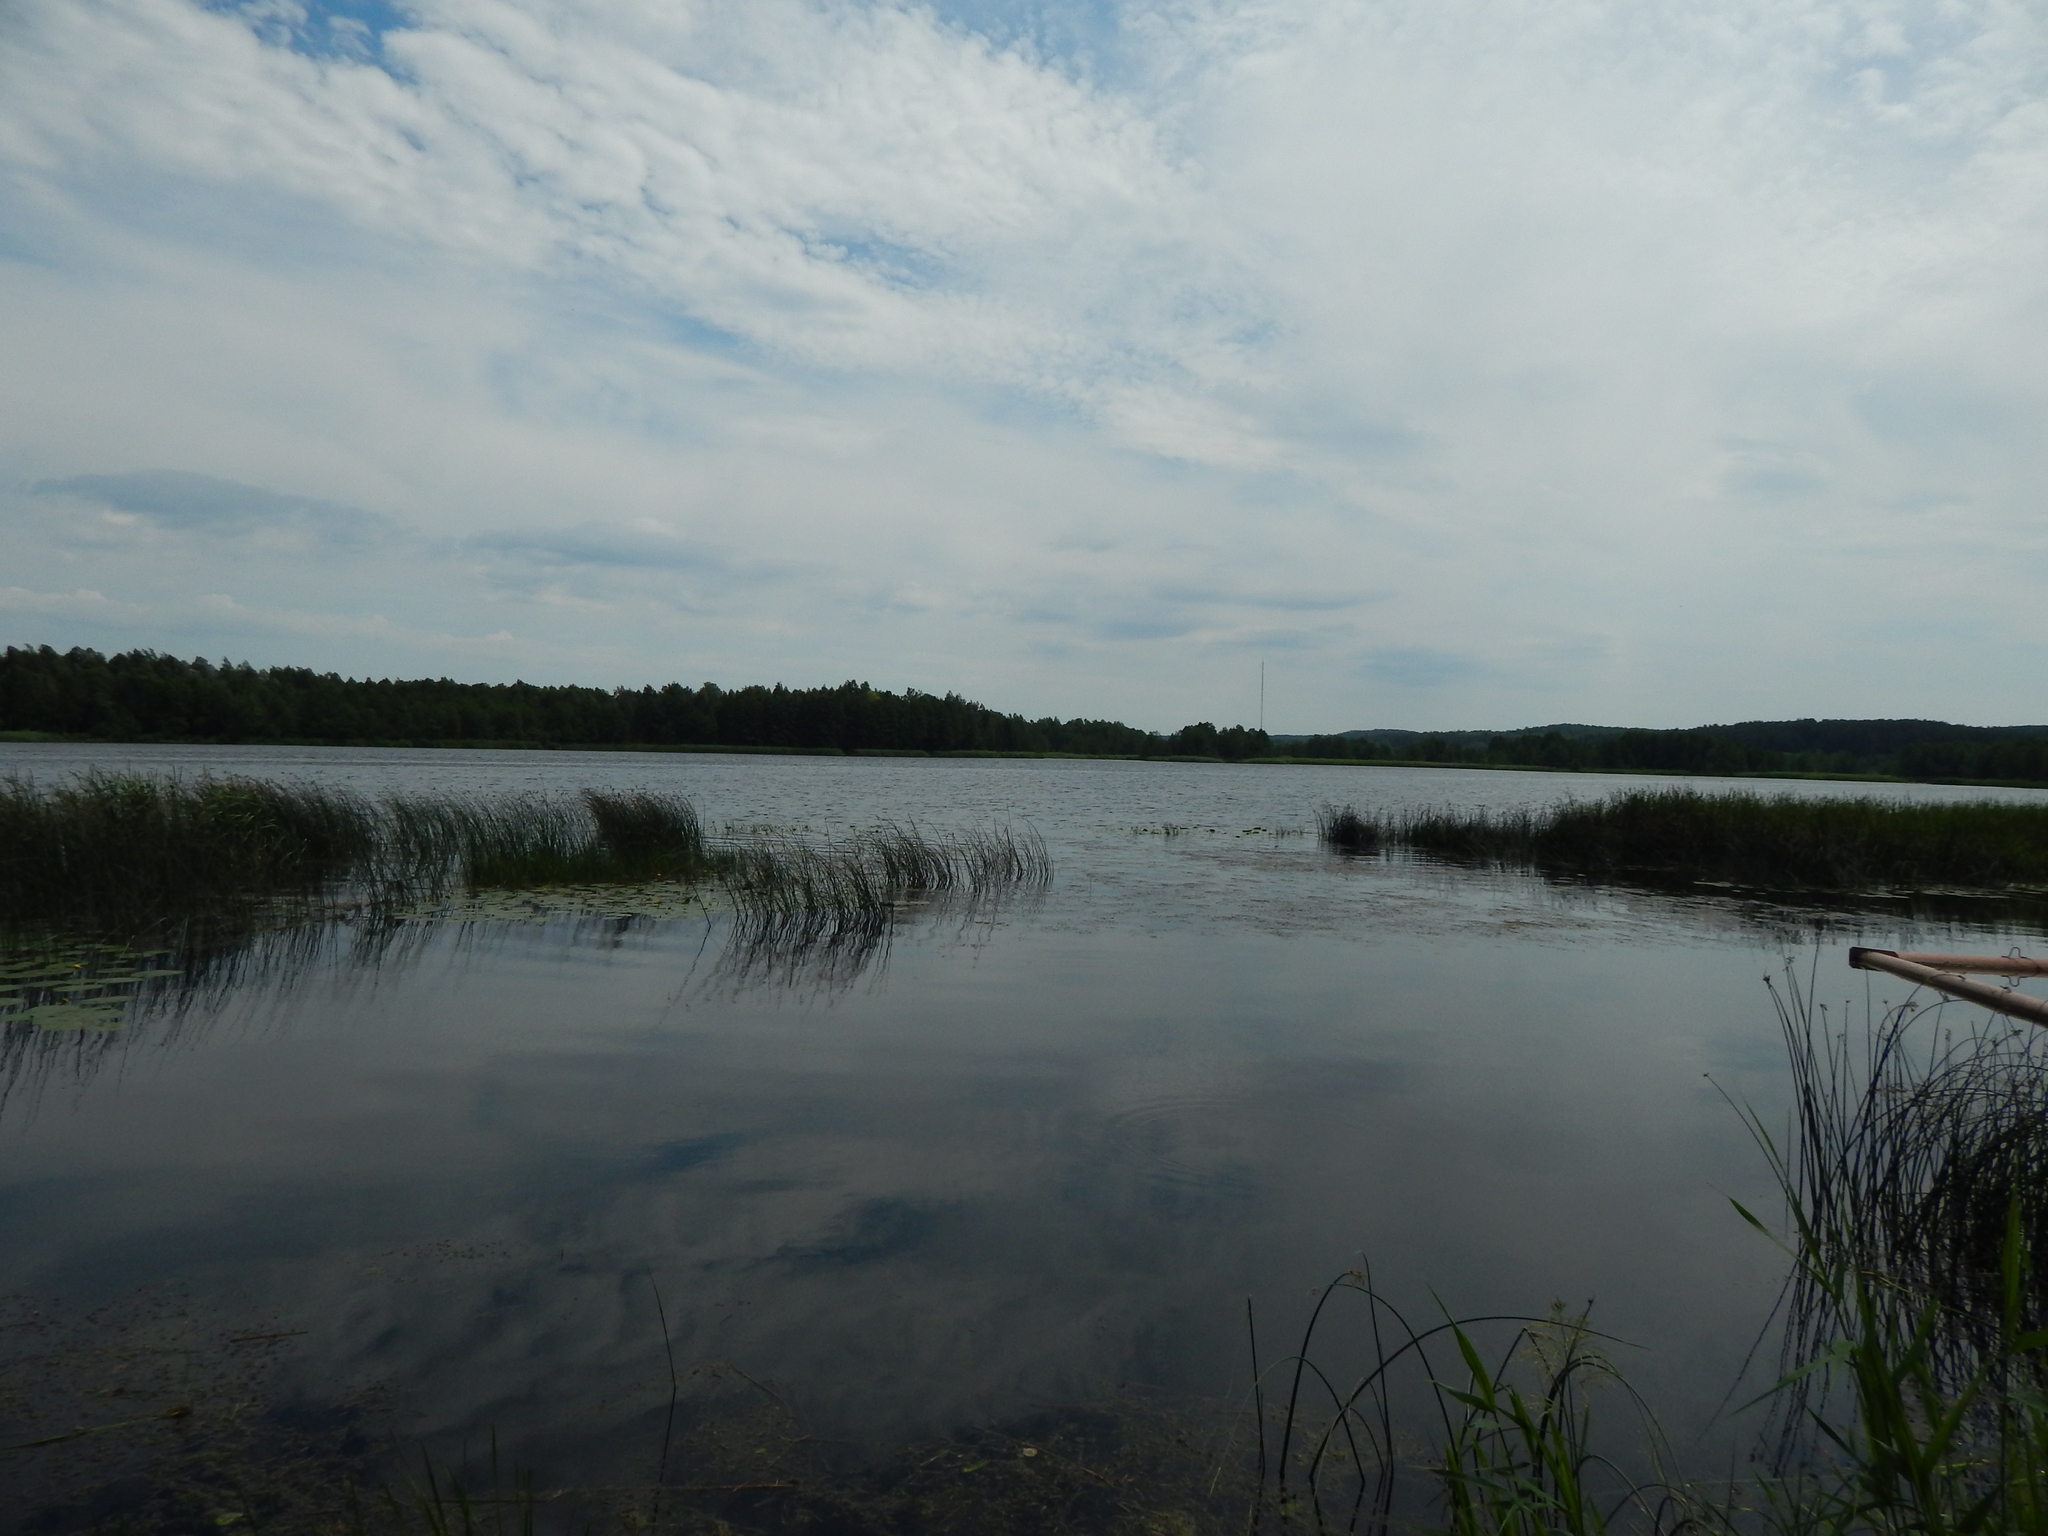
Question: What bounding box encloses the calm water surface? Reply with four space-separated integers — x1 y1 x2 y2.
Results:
5 745 2047 1500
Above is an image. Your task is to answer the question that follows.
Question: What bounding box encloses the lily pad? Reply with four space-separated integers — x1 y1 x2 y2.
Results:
22 1002 127 1033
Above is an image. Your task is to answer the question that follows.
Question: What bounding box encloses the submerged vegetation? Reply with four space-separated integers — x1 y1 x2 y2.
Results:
1318 788 2048 896
0 772 1049 942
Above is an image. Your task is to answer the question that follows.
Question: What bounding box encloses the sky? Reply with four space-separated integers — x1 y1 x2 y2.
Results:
1 0 2044 732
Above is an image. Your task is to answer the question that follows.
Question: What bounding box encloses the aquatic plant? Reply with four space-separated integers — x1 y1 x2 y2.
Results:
1743 963 2048 1459
0 772 379 934
1242 1265 1681 1536
0 775 1048 943
375 788 709 891
1314 804 1380 854
1315 789 2048 894
1241 959 2048 1536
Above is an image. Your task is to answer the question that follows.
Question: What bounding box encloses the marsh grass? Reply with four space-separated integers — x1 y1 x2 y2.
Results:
717 824 1047 919
1314 805 1380 855
0 775 1048 944
0 772 380 935
1246 961 2048 1536
1754 963 2048 1396
1317 790 2048 896
707 824 1049 995
1733 963 2048 1536
377 788 707 891
1244 1276 1680 1536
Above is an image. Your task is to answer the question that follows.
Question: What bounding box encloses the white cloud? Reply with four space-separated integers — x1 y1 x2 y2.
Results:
1 0 2045 727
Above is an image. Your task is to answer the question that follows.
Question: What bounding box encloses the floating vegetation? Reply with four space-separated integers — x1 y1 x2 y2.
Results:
0 944 176 1037
0 945 181 1024
1316 789 2048 898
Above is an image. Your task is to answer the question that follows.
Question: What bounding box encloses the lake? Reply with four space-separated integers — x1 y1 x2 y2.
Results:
4 744 2045 1528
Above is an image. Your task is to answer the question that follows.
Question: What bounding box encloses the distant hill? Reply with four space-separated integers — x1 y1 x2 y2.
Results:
1272 724 1625 746
1700 718 2048 755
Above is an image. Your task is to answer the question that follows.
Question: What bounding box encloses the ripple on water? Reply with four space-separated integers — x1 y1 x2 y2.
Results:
1100 1095 1262 1202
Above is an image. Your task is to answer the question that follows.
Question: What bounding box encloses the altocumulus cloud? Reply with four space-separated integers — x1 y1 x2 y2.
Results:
0 0 2044 727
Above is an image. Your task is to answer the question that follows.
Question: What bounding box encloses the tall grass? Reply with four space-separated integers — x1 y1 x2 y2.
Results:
1314 804 1381 855
1732 965 2048 1536
0 773 380 933
1755 964 2048 1397
1249 962 2048 1536
0 774 1048 941
380 788 706 890
1244 1272 1681 1536
709 823 1049 993
1318 790 2048 893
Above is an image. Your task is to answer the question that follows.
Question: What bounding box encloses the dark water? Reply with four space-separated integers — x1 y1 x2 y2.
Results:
4 745 2046 1520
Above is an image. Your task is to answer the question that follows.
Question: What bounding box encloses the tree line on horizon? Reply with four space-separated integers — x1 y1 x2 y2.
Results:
4 646 2046 782
0 645 1271 759
1284 718 2048 782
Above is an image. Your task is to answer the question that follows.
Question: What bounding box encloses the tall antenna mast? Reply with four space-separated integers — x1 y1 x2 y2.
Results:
1259 661 1265 733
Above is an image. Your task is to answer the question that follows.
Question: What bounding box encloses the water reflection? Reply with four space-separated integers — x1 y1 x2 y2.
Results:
6 756 2048 1529
0 881 1062 1137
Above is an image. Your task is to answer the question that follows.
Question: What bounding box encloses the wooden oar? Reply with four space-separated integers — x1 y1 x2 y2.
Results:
1848 948 2048 1029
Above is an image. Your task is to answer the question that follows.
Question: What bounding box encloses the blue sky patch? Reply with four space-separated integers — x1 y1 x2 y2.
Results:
207 0 411 60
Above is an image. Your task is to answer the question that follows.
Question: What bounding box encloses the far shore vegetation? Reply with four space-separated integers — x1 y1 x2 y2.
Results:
9 644 2048 788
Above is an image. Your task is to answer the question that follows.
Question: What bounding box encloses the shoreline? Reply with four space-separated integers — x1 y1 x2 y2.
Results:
7 731 2048 791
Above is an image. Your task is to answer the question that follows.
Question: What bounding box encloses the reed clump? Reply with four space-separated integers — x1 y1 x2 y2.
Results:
1723 965 2048 1535
0 775 1047 940
1751 964 2048 1433
1314 804 1380 854
378 788 707 890
1318 789 2048 892
0 773 380 934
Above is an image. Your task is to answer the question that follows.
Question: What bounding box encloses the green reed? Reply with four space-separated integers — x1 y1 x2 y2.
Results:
1318 790 2048 892
1250 964 2048 1536
0 774 1047 941
1729 964 2048 1536
0 772 381 934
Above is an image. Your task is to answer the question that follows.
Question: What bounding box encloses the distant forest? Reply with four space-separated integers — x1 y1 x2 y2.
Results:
4 646 2047 783
0 646 1269 759
1279 721 2048 783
